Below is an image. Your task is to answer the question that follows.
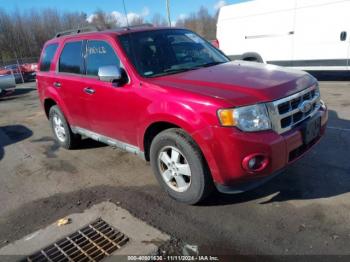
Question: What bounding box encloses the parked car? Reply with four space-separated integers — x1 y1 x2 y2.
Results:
37 26 328 204
0 65 23 83
0 63 38 83
21 63 38 82
217 0 350 73
0 74 16 97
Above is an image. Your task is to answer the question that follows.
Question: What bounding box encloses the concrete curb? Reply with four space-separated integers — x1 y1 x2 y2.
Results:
0 201 170 258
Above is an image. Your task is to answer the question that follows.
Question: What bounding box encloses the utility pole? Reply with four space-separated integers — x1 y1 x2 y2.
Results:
122 0 130 28
166 0 171 27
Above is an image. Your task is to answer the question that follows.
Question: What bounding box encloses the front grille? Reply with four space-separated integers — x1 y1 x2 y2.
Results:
23 218 129 262
267 84 321 134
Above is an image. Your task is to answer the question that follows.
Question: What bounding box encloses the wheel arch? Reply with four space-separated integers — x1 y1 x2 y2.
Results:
44 98 57 119
143 121 181 161
42 93 72 124
141 119 219 186
241 52 264 63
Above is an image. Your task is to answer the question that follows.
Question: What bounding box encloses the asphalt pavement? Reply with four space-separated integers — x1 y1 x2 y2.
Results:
0 81 349 257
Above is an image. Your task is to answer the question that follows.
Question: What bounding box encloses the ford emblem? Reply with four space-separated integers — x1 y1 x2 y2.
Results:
299 100 312 113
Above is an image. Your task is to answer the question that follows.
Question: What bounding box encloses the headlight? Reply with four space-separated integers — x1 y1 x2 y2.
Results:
315 83 321 98
218 104 271 131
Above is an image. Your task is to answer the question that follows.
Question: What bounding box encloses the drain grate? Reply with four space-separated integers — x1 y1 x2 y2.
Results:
22 218 129 262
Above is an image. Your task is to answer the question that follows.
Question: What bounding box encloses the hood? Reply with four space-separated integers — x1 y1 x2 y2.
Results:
149 61 316 106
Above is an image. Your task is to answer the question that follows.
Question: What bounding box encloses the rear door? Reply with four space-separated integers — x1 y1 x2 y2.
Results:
37 43 59 100
293 0 350 71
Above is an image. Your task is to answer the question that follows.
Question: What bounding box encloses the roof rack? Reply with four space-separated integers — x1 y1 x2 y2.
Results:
125 23 154 30
111 23 154 32
55 24 154 38
55 26 99 38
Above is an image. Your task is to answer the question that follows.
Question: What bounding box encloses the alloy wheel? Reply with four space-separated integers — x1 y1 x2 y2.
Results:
53 114 66 142
158 146 192 192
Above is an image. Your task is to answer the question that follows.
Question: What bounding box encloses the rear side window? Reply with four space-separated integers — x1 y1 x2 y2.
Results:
59 41 84 74
40 43 58 72
86 40 120 76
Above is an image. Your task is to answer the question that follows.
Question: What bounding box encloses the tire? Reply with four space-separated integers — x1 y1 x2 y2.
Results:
150 128 213 204
49 105 80 149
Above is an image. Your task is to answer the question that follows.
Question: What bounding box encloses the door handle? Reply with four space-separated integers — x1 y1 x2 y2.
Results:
340 31 347 41
53 82 61 88
84 87 95 94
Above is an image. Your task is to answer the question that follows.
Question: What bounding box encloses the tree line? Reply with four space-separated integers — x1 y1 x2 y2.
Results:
0 6 217 63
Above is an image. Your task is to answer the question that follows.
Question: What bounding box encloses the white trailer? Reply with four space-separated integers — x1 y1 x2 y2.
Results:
217 0 350 72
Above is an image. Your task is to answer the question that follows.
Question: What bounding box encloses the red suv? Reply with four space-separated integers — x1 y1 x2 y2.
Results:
37 26 328 204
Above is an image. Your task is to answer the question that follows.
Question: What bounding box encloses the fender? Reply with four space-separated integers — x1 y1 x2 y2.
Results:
137 100 222 181
137 98 214 150
139 113 221 183
43 85 72 123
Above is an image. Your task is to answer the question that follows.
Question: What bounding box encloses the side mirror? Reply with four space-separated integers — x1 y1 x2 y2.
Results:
98 65 122 83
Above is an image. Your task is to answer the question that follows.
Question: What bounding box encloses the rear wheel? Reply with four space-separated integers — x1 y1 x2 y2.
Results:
150 128 213 204
242 53 264 63
49 105 80 149
243 57 258 62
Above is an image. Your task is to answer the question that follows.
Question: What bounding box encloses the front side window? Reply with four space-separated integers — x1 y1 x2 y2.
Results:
86 40 121 76
59 41 84 74
118 29 229 78
40 43 58 72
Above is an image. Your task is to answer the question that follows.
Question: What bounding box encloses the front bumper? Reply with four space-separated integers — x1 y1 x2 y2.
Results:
215 168 286 194
194 104 328 193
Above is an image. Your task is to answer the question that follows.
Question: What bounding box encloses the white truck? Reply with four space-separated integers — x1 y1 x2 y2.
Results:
217 0 350 72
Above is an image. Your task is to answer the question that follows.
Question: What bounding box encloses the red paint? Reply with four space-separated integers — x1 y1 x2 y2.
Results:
36 28 328 188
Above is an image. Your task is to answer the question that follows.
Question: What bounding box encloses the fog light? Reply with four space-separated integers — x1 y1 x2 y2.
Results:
242 154 269 172
248 158 257 169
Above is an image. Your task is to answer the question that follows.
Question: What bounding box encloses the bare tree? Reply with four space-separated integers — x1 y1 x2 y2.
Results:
176 6 217 40
128 16 144 26
89 9 121 30
0 5 218 62
151 13 167 27
0 8 90 61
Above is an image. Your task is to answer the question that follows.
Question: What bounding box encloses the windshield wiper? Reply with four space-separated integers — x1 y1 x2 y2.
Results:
195 61 225 68
163 62 223 74
148 62 225 78
148 68 192 78
163 68 192 73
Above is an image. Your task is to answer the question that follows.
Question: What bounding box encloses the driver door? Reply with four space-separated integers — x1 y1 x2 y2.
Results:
81 39 136 144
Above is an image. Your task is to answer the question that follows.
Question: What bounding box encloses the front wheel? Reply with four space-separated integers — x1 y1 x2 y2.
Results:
150 128 213 204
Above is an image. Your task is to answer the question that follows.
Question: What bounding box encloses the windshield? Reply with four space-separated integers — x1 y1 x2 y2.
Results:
118 29 229 78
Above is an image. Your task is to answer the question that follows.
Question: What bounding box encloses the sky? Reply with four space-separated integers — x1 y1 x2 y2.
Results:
0 0 249 24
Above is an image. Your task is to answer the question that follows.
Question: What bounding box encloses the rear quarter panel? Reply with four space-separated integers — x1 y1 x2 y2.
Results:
36 40 74 122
